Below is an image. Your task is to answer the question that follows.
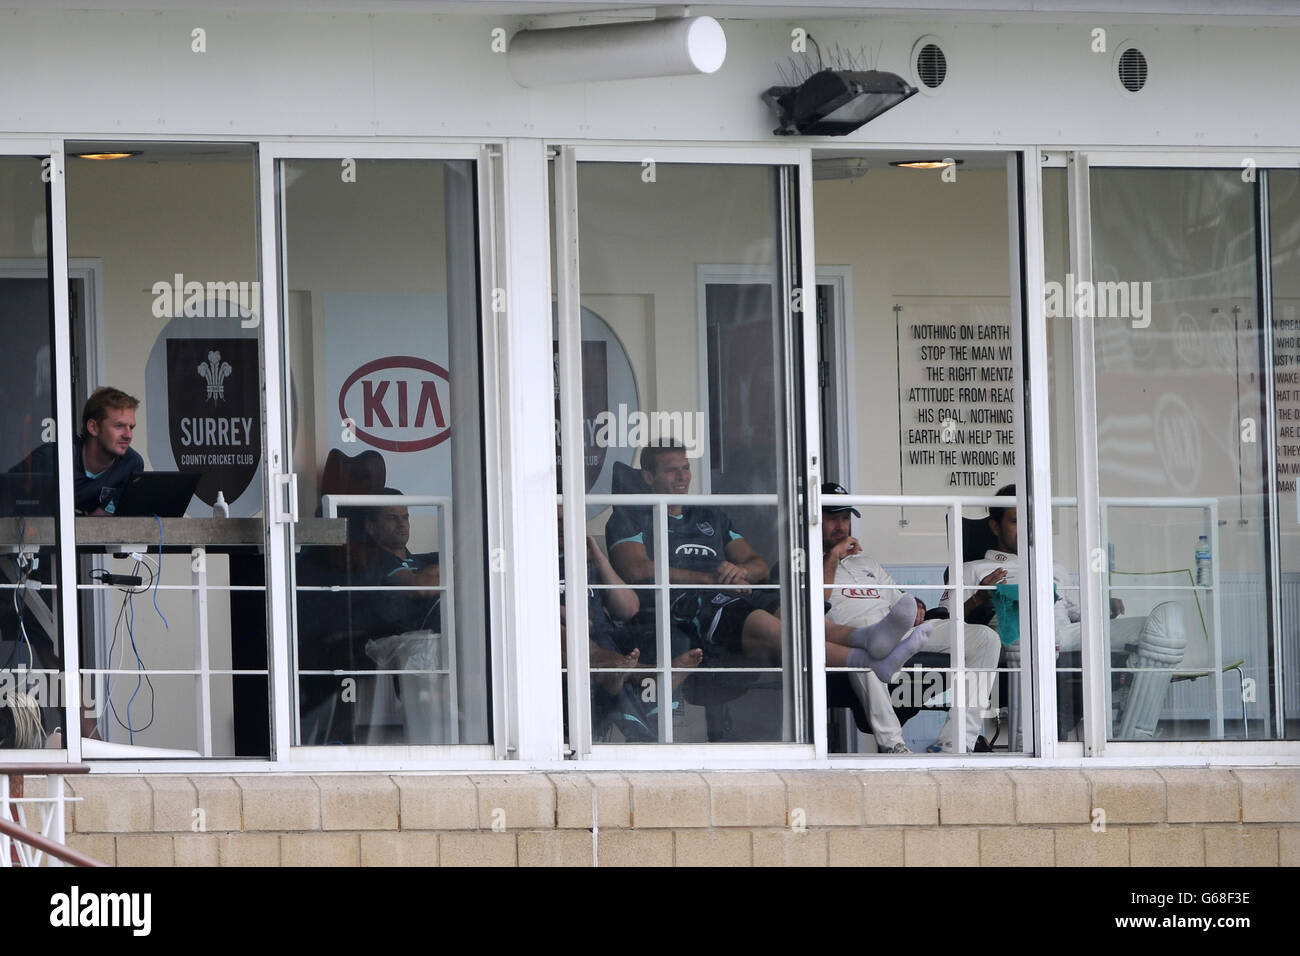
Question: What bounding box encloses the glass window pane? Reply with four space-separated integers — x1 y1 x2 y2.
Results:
281 158 489 746
563 161 807 744
813 154 1028 754
63 143 267 757
0 155 63 751
1091 168 1269 741
1266 167 1300 740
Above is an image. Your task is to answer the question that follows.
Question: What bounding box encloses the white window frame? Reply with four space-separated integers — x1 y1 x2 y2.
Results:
553 143 824 762
1045 147 1300 759
256 140 500 767
0 141 77 764
1 132 1292 771
797 145 1054 758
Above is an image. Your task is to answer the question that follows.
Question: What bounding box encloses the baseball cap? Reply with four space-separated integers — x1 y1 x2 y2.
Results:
820 482 860 517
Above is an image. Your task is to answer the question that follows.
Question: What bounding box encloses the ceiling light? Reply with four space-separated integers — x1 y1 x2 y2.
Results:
75 152 140 161
890 159 964 169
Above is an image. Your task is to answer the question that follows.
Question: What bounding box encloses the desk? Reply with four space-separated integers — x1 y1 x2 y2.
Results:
0 516 348 756
0 516 346 550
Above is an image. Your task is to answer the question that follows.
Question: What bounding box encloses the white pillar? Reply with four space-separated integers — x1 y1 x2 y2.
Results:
494 139 564 761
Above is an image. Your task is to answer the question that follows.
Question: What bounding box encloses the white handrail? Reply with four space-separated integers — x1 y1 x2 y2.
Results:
318 493 458 744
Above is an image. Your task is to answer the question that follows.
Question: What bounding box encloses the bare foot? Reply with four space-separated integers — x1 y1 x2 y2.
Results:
594 647 640 695
670 647 703 690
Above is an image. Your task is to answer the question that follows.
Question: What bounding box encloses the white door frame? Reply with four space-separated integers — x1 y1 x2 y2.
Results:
255 141 498 763
557 144 825 758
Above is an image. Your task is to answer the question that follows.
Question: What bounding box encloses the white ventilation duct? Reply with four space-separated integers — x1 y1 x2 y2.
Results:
508 16 726 87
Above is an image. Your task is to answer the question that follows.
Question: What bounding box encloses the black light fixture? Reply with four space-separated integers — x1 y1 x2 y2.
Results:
763 69 918 136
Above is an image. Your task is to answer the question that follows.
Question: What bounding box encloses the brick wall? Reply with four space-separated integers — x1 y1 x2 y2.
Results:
39 768 1300 866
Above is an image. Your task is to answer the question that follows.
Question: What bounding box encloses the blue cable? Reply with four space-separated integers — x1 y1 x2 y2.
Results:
153 514 168 629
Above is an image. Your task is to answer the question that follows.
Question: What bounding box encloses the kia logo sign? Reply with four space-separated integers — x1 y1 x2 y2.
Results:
338 355 451 453
675 544 717 558
841 588 880 599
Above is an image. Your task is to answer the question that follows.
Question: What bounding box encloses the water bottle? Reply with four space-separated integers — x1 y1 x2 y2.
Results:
212 491 230 518
1195 535 1212 587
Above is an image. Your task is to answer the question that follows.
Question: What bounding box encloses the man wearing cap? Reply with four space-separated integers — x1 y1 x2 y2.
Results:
820 484 911 753
822 481 1002 754
946 483 1186 739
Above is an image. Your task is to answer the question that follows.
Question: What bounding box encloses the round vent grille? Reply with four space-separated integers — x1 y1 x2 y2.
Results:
1117 47 1148 93
916 43 947 89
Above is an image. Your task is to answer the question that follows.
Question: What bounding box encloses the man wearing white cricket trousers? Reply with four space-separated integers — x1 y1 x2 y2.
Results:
822 483 1001 754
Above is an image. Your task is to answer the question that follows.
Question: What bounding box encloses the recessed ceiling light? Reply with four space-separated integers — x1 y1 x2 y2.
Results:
75 152 140 161
890 159 964 170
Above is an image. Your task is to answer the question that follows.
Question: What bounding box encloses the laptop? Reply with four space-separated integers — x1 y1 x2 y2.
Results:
0 471 55 517
111 472 202 518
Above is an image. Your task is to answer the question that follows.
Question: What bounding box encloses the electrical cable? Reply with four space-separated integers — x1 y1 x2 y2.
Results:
1 537 45 749
126 561 141 741
153 514 168 629
7 551 35 673
2 516 35 671
104 583 128 733
96 558 153 736
101 558 156 738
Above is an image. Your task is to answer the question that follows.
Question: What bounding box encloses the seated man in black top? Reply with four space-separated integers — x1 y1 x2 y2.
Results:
22 386 144 515
606 444 784 666
359 495 442 635
607 445 929 680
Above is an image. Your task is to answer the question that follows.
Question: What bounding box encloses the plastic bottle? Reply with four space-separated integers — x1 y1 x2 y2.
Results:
213 491 230 518
1195 534 1212 587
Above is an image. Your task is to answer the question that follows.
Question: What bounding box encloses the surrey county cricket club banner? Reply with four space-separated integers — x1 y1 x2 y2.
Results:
147 311 263 517
324 292 452 497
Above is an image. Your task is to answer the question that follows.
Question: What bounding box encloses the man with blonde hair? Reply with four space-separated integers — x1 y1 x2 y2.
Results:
73 387 143 515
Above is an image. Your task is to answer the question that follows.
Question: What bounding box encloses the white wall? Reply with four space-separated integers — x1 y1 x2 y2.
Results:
814 166 1013 564
575 161 778 536
0 11 1298 149
280 159 449 509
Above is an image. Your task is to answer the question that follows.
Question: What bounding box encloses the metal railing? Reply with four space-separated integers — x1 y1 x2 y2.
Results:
0 764 99 867
315 494 458 744
822 493 1020 755
578 492 785 744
